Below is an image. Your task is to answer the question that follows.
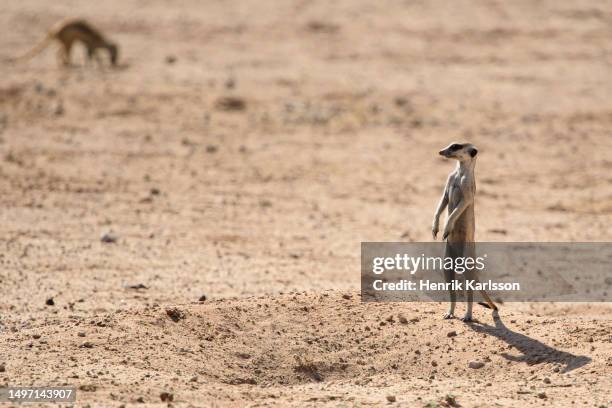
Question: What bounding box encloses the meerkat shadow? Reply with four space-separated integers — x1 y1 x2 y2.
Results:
466 310 590 373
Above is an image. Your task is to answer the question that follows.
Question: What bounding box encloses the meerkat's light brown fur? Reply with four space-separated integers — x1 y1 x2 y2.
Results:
433 142 498 321
13 19 118 66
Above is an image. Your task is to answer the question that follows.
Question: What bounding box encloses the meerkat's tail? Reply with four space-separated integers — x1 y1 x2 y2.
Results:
10 34 54 63
477 290 498 311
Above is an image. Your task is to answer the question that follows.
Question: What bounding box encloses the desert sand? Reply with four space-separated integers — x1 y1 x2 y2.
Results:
0 0 611 406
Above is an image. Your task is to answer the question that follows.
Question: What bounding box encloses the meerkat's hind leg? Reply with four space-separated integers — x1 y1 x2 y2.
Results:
443 267 456 319
462 288 473 322
87 47 104 68
85 46 99 67
58 42 73 67
85 48 93 66
57 46 68 67
462 269 475 322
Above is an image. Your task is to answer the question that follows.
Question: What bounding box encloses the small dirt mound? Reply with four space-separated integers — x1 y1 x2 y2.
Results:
215 96 246 111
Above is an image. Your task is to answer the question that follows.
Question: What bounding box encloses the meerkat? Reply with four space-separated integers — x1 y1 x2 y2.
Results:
432 142 497 322
12 19 118 66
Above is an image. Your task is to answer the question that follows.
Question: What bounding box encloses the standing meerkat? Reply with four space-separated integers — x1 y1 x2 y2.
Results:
12 19 119 66
432 142 497 321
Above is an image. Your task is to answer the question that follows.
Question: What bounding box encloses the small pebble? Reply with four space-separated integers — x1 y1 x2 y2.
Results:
468 361 485 369
100 232 118 244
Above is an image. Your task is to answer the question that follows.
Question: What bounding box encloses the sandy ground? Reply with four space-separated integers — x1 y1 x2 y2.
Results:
0 0 611 406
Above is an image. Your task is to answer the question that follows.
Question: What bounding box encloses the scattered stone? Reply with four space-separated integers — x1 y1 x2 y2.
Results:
215 96 246 112
537 392 547 399
78 332 86 337
543 377 551 384
150 188 160 196
342 293 351 300
444 394 459 407
80 342 94 349
166 307 186 322
294 357 323 382
198 294 207 302
468 361 485 369
305 20 339 33
125 283 148 290
165 55 177 64
447 330 457 338
259 199 272 208
230 377 258 385
206 145 218 153
431 361 438 367
160 392 174 402
100 232 118 244
398 315 408 324
0 363 5 372
32 334 41 339
45 298 55 306
386 395 396 403
394 96 409 107
54 101 64 116
136 397 145 403
79 384 97 392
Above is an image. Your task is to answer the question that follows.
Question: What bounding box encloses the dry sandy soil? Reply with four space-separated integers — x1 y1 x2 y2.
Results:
1 0 611 406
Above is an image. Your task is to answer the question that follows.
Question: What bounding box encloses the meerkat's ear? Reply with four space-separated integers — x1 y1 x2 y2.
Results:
469 148 478 158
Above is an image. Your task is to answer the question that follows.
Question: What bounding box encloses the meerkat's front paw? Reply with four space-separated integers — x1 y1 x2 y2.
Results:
461 314 473 322
442 223 453 240
443 311 454 319
432 222 439 240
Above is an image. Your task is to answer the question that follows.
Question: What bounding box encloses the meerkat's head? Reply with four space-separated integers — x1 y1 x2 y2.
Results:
439 142 478 162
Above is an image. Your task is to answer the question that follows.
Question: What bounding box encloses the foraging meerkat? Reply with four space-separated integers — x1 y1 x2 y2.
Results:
12 19 118 66
432 142 497 321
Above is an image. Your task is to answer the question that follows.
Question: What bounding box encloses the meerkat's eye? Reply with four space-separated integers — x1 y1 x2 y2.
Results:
450 144 463 151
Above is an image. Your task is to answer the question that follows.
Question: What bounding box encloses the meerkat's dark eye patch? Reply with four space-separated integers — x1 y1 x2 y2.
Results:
469 148 478 157
450 144 463 151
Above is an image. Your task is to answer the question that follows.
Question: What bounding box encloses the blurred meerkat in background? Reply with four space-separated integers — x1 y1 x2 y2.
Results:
12 19 119 67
